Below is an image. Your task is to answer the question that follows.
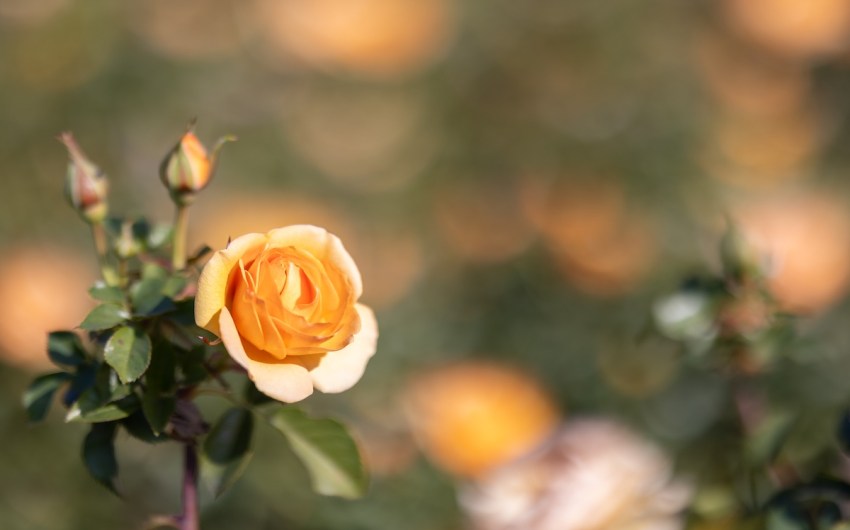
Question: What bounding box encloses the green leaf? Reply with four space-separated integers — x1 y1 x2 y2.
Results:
22 372 71 422
66 390 139 423
47 331 87 368
104 326 152 384
88 283 125 304
147 224 173 250
82 422 119 494
122 411 168 444
202 408 254 497
178 347 208 385
130 276 174 316
269 407 368 499
80 303 130 331
163 275 189 298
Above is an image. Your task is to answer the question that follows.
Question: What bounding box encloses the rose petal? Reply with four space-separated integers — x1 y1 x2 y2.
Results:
219 306 314 402
196 232 268 334
308 304 378 393
266 225 363 299
218 306 252 370
248 360 314 403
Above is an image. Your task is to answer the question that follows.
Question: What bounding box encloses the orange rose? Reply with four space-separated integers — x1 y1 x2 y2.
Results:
195 225 378 402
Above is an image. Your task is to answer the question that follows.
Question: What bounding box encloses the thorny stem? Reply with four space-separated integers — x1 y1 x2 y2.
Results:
179 443 200 530
173 203 190 271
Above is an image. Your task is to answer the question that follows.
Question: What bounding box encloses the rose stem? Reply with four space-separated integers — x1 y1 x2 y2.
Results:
172 203 190 271
91 221 119 285
180 443 200 530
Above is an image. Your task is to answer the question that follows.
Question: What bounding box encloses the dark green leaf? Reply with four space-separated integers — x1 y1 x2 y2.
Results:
82 422 119 494
80 303 130 331
142 394 176 436
22 372 71 422
130 276 174 316
104 326 152 383
47 331 87 368
88 283 125 304
63 364 98 406
142 341 177 434
178 347 208 385
122 411 168 443
269 407 368 499
205 408 254 464
202 408 254 497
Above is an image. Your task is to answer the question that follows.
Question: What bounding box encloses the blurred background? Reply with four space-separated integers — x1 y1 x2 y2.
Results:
5 0 850 528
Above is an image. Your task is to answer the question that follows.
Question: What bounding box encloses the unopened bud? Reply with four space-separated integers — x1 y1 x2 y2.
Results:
160 123 235 204
59 132 108 223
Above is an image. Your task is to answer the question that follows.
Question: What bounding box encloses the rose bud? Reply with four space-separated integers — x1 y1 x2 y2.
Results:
160 124 235 204
58 132 108 223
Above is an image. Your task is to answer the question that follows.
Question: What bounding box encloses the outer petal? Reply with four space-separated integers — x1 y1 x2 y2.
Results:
266 225 363 298
195 232 268 334
219 306 314 403
308 304 378 393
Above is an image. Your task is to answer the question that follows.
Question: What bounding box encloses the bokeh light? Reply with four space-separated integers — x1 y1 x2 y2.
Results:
403 361 560 478
0 245 95 371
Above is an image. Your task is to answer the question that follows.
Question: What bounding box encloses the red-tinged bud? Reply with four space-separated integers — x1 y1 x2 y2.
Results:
59 132 109 223
160 123 235 205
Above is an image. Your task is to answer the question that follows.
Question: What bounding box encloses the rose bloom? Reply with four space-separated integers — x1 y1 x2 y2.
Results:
461 420 691 530
195 225 378 402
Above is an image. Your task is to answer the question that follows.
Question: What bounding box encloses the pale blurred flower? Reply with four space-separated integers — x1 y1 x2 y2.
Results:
461 419 691 530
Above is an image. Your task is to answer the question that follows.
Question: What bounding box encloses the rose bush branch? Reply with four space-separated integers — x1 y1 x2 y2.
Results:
23 123 378 528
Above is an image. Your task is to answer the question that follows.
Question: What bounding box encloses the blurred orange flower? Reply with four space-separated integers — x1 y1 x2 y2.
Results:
0 246 95 371
732 190 850 313
253 0 456 77
404 361 559 478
